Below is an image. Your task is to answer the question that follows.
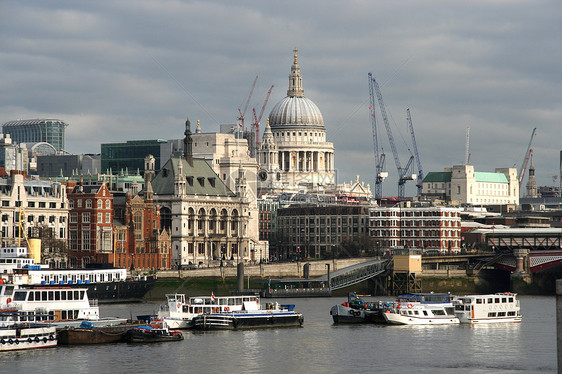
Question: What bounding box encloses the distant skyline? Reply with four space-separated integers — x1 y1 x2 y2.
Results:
2 1 561 197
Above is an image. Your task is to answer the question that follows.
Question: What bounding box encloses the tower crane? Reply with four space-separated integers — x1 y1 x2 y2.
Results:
407 108 423 195
237 76 258 132
368 73 387 199
518 128 536 188
251 85 274 156
371 75 416 198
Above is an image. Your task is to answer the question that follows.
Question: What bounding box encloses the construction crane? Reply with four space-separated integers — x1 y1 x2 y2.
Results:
518 128 536 188
406 108 423 195
368 73 387 199
371 75 416 198
237 76 258 132
251 85 274 157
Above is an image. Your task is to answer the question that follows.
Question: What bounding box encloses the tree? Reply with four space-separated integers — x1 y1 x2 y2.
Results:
35 224 70 268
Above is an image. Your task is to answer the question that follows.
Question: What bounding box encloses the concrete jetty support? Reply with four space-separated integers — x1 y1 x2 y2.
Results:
237 262 244 292
556 279 562 374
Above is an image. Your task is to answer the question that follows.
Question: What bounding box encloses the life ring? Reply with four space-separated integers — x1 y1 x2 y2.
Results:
407 304 413 309
177 302 182 309
225 306 230 312
6 297 11 304
213 308 219 313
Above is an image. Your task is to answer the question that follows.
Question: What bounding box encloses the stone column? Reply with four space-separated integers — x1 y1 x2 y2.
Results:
514 248 529 273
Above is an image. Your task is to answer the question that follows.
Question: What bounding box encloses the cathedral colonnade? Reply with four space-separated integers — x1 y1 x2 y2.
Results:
277 151 333 172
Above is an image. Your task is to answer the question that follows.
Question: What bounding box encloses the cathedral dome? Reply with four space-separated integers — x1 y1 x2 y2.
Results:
268 96 324 129
268 49 324 130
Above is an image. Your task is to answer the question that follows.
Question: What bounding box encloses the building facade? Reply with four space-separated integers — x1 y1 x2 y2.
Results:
2 119 68 152
422 165 519 206
369 204 462 253
149 119 267 267
0 170 68 266
277 204 372 260
67 182 114 267
37 154 101 178
101 139 167 175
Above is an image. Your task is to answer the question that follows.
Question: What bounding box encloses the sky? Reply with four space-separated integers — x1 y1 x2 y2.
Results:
1 0 561 197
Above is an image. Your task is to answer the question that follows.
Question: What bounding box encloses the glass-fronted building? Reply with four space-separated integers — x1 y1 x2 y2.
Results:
101 139 167 175
2 119 68 152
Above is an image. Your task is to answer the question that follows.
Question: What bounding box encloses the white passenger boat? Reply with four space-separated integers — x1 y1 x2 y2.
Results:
0 310 57 351
158 293 261 329
383 299 459 325
191 301 304 330
0 246 156 302
453 292 522 324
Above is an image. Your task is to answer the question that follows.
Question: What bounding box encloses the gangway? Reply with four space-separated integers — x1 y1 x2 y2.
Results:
316 259 390 290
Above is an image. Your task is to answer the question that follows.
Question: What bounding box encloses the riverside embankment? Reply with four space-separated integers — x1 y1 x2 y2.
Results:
143 257 507 301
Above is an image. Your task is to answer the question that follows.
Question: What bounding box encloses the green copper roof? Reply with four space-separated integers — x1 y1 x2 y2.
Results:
423 172 451 183
475 172 508 183
151 156 236 197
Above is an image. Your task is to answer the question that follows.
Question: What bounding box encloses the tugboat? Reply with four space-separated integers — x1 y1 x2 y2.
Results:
124 323 183 343
330 292 390 324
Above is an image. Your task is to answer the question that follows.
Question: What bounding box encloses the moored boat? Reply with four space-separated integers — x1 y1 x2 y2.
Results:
124 324 183 343
453 292 522 324
191 301 304 330
57 320 141 345
383 301 459 325
158 293 261 329
0 310 57 351
330 292 390 324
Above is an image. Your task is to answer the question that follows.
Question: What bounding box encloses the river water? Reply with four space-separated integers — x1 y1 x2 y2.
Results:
2 295 557 374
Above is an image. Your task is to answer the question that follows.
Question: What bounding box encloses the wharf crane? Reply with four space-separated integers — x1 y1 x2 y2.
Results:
518 128 536 188
237 76 258 132
407 109 423 195
371 75 416 198
251 85 274 156
368 73 387 199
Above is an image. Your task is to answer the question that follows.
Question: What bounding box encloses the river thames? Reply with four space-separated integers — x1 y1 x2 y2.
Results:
1 295 556 373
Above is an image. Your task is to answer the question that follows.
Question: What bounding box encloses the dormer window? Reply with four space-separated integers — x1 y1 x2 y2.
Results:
197 177 205 186
186 176 193 186
208 177 216 187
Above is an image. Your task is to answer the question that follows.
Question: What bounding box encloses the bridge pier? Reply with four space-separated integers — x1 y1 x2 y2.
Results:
511 248 532 285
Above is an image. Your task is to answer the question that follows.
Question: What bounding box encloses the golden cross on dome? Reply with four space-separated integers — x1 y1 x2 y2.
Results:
293 48 298 64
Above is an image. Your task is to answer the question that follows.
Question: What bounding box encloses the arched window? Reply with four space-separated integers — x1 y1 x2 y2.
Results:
160 207 172 231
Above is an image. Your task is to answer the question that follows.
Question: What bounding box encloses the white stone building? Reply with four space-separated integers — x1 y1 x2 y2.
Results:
421 165 518 206
258 49 336 195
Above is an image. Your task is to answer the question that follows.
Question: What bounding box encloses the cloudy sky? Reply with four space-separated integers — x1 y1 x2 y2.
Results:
2 0 560 197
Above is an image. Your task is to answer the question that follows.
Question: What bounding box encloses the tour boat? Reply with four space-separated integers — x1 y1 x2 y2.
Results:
158 293 261 329
453 292 522 324
330 292 390 324
0 310 57 351
382 294 459 325
0 246 156 303
191 301 304 330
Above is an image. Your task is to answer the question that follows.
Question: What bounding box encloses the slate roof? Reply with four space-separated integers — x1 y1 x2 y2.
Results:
151 157 236 197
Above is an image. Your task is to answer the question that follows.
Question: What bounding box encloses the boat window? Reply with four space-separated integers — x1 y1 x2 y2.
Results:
445 307 455 316
42 291 48 301
488 312 496 317
61 291 67 300
497 312 506 317
414 311 419 315
28 292 34 301
80 291 85 299
494 298 500 303
13 291 27 301
507 311 515 316
476 299 482 304
432 310 445 316
423 311 428 316
74 291 80 300
49 291 54 301
487 298 493 303
401 311 407 315
408 311 413 315
55 291 60 301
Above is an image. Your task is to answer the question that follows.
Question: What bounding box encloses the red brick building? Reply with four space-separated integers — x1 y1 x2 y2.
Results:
67 181 114 267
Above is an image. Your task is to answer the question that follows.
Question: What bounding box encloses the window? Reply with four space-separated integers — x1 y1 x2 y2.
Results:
70 213 78 223
86 199 92 208
105 200 110 209
106 213 111 223
77 199 82 208
69 200 74 209
82 213 90 223
82 230 90 251
28 201 36 208
50 202 56 209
